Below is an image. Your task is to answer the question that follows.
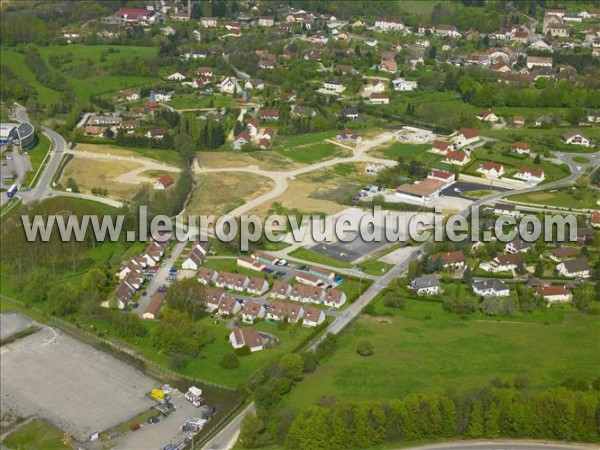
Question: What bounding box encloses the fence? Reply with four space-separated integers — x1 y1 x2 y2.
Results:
0 294 235 392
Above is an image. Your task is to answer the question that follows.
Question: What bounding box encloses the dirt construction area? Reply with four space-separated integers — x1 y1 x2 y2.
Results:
0 313 156 442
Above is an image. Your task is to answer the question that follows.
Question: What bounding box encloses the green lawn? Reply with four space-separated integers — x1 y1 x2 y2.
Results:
507 186 600 210
283 298 600 408
358 260 393 276
572 156 590 164
381 143 429 160
281 142 342 164
289 248 353 269
23 133 52 186
3 419 68 450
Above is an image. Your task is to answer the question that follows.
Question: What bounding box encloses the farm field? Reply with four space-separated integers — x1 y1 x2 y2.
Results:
283 297 600 409
507 186 600 209
60 157 143 200
188 171 274 216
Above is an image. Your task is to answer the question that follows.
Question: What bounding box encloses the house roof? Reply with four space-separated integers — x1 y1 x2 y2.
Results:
495 253 522 266
412 275 440 290
432 140 451 151
508 237 531 250
203 286 225 306
325 289 344 303
157 175 174 187
591 211 600 225
231 326 262 348
370 92 389 99
303 306 324 322
519 167 545 178
429 169 454 180
235 131 251 142
396 178 446 197
459 127 480 139
511 142 530 150
445 150 468 162
550 247 579 259
537 285 570 297
217 271 249 288
248 276 267 291
219 295 240 313
472 279 509 292
144 292 166 317
433 250 466 265
271 281 291 296
561 257 590 273
270 301 303 319
198 267 217 281
291 284 323 301
495 202 515 211
243 300 264 317
563 130 586 140
310 266 335 278
481 161 503 172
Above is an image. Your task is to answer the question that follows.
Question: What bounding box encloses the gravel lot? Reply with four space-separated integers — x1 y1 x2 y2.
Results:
1 314 156 441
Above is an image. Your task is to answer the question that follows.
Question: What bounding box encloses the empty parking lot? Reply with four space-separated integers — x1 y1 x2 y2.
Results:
1 313 156 441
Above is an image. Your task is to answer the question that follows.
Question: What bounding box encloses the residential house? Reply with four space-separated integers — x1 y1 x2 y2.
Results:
309 266 336 282
491 253 522 272
247 276 269 295
556 257 590 278
563 131 591 147
198 267 218 285
204 287 225 312
338 107 359 120
269 281 292 299
233 131 251 150
324 289 346 308
242 301 266 324
529 38 555 53
444 150 470 166
454 127 480 148
167 71 186 81
197 67 214 77
370 93 390 104
435 24 461 38
181 240 210 270
527 56 553 69
113 281 136 309
229 326 263 352
515 167 546 184
295 272 324 287
410 275 441 296
215 272 249 292
590 211 600 228
219 77 239 94
201 17 218 27
323 80 345 93
252 252 280 266
290 284 325 304
512 117 526 128
547 24 569 38
258 17 275 27
477 109 499 123
396 178 446 203
537 285 573 303
259 109 279 122
142 291 166 319
146 128 166 140
432 250 466 269
84 126 106 137
267 301 305 323
121 89 140 102
472 279 510 297
506 238 532 254
153 175 174 190
380 59 397 73
375 17 405 31
478 161 505 178
237 256 265 272
427 170 456 188
549 247 579 262
510 142 531 155
430 140 452 155
576 227 594 245
337 130 362 142
535 115 554 127
153 91 172 103
303 306 326 327
218 295 242 316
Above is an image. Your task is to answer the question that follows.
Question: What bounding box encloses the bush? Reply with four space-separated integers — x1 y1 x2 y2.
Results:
356 340 375 357
443 296 476 314
235 346 252 357
383 291 405 309
480 297 517 316
220 352 240 369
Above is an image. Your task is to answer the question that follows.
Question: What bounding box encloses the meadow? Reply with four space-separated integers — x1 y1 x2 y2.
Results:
283 296 600 408
507 186 600 209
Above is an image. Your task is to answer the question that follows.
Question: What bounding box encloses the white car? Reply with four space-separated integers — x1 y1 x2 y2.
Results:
453 188 461 193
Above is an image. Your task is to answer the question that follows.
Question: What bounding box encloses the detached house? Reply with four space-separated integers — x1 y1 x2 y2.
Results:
563 131 591 147
516 167 545 184
432 250 466 269
477 109 499 123
229 326 263 352
491 253 522 272
472 279 510 297
233 131 251 150
259 109 280 122
237 256 265 272
506 238 532 254
444 150 470 166
392 78 418 91
556 257 590 278
478 161 505 178
370 93 390 105
454 127 480 148
537 286 572 303
410 275 441 296
431 140 452 155
590 211 600 228
154 175 175 190
511 142 531 155
549 247 579 262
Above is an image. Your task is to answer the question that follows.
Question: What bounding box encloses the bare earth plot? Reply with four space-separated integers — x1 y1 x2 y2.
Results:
198 150 302 171
0 314 156 441
60 157 143 199
188 172 275 216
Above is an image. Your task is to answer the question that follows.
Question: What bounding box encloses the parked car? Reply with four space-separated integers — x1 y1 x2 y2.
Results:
276 271 286 277
297 265 309 271
132 302 139 309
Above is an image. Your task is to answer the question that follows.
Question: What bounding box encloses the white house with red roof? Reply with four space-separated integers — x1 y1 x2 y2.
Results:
229 326 264 352
154 175 175 190
444 150 470 166
427 170 455 189
478 161 505 178
515 167 546 184
369 92 390 104
430 140 452 155
510 142 530 155
477 109 499 123
537 285 572 303
454 127 480 148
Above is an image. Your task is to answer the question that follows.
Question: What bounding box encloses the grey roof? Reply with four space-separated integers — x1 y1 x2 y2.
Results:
411 275 440 290
562 257 590 274
472 279 508 292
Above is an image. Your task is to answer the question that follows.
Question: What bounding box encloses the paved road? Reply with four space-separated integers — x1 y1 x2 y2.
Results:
202 403 255 450
405 442 594 450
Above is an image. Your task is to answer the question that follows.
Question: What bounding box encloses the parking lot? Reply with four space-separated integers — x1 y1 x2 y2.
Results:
0 312 36 341
1 313 156 442
310 227 393 263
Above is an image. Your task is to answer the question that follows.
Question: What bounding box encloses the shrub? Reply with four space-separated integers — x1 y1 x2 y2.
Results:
356 340 375 357
220 352 240 369
235 346 252 357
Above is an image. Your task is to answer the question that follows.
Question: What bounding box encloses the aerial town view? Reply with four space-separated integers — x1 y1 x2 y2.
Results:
0 1 599 449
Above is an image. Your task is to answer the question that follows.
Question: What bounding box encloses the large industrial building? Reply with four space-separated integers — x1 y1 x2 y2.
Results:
0 122 36 150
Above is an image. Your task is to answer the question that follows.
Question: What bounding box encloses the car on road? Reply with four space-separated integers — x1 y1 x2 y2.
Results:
132 302 139 309
453 187 461 193
297 265 309 271
158 285 168 293
276 271 286 277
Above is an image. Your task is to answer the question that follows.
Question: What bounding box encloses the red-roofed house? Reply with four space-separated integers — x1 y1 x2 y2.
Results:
370 92 390 104
590 211 600 228
478 161 505 178
516 167 545 184
511 142 530 155
303 306 326 327
444 150 470 166
430 140 452 155
537 285 572 303
115 8 149 23
229 326 264 351
477 109 499 123
455 127 480 148
432 250 466 269
154 175 175 190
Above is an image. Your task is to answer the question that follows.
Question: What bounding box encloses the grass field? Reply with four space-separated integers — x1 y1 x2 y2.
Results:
2 419 68 450
283 297 600 408
188 171 274 216
507 186 600 209
198 150 302 171
22 133 51 186
379 143 430 160
281 142 348 164
272 131 339 150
